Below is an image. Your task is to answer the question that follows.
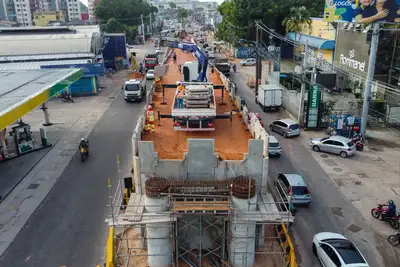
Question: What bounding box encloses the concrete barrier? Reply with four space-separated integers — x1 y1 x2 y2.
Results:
277 224 298 267
105 227 115 267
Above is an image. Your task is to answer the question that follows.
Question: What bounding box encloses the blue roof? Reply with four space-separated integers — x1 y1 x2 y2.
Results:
287 32 335 50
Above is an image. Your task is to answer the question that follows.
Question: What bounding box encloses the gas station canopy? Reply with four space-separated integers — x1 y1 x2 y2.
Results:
0 69 83 130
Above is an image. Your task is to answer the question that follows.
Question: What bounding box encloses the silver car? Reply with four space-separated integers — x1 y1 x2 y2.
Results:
269 119 300 138
310 135 356 158
268 135 281 156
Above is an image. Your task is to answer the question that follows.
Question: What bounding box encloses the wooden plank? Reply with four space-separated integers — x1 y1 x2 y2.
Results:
257 195 271 221
173 201 229 205
134 196 145 221
173 204 231 212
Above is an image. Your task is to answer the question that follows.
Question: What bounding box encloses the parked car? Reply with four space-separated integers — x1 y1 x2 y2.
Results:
268 135 281 156
312 232 369 267
275 173 311 205
269 119 300 138
240 58 256 66
146 70 155 80
310 135 356 158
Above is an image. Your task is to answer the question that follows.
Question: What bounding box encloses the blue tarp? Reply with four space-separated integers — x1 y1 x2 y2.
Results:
287 32 335 50
41 63 105 76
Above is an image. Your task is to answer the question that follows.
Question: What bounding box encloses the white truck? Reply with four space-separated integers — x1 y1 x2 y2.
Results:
256 83 283 112
122 79 146 102
171 82 217 131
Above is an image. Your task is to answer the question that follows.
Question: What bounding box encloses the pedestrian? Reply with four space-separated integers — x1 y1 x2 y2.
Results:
211 65 215 74
232 63 237 73
219 47 221 53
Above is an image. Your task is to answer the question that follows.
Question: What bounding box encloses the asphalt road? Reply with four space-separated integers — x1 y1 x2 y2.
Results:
228 70 385 267
0 45 158 267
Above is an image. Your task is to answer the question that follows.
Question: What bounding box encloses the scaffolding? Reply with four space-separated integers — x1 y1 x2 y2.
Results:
105 173 295 267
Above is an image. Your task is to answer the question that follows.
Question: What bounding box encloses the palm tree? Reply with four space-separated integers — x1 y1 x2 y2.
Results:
282 6 312 42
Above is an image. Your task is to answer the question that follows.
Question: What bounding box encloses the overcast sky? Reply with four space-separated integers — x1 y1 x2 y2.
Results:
80 0 224 7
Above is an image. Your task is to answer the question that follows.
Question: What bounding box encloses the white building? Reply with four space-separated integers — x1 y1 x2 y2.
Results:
13 0 33 26
66 0 81 21
148 0 218 11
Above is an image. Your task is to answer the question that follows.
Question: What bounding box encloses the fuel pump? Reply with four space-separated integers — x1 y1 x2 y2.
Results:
10 120 34 155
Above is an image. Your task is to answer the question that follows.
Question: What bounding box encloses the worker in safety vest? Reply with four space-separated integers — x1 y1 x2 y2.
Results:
177 82 185 93
146 105 155 133
176 90 184 109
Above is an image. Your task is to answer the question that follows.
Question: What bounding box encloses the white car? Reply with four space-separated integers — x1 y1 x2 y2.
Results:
146 70 155 80
213 40 224 45
313 232 369 267
240 58 256 66
156 48 163 54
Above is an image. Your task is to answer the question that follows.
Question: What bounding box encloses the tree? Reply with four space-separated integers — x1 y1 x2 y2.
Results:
216 0 321 43
178 7 188 23
168 1 176 9
282 6 312 41
95 0 157 42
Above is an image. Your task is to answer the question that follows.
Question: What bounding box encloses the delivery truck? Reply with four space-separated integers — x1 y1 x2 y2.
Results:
256 83 283 112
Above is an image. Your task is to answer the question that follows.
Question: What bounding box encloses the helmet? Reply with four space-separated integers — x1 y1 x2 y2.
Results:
148 105 153 110
176 81 181 85
81 138 85 141
389 200 395 204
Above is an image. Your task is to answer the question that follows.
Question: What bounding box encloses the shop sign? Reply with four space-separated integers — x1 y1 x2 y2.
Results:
306 85 321 128
339 49 366 72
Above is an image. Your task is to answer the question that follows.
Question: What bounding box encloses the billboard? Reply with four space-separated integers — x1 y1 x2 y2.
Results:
324 0 400 23
333 28 370 75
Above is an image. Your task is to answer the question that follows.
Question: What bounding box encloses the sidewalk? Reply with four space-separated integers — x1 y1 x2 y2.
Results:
0 72 127 256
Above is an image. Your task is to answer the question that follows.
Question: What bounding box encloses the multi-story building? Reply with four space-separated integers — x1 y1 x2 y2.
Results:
147 0 218 11
87 0 99 22
33 10 64 26
0 0 84 25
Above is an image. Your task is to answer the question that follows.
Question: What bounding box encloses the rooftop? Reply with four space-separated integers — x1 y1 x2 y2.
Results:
0 59 90 70
141 48 251 160
0 53 95 62
0 69 83 130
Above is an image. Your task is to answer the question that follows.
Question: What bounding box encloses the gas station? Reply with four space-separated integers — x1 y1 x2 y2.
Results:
0 69 83 161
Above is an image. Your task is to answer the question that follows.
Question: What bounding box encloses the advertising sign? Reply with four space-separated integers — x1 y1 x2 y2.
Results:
324 0 400 23
306 85 321 128
334 27 370 75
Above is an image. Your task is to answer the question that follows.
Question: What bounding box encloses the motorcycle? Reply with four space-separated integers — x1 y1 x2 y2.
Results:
371 204 400 229
350 134 364 151
58 92 74 103
79 141 89 162
388 232 400 246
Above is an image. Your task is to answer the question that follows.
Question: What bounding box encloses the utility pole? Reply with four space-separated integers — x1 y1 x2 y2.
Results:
255 24 260 99
141 14 145 44
259 29 263 85
298 41 308 127
361 23 380 137
149 14 153 35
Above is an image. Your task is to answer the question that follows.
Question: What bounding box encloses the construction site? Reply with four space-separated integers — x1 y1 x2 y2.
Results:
105 48 295 267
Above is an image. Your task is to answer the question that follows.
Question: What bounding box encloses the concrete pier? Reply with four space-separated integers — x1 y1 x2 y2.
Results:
144 194 171 267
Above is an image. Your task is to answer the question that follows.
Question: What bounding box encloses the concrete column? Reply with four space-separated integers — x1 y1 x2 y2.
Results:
229 195 257 267
133 156 142 194
41 102 52 126
145 195 171 267
0 128 8 158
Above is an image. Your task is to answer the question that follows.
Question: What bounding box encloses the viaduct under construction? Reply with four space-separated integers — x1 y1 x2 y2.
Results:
106 139 294 267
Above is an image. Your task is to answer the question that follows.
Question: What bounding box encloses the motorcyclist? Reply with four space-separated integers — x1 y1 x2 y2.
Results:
79 138 89 154
382 199 397 221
